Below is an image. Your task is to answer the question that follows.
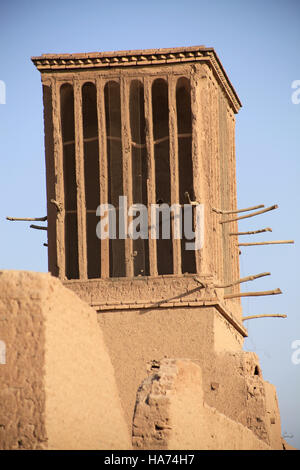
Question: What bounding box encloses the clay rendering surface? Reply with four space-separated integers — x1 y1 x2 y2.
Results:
0 46 295 450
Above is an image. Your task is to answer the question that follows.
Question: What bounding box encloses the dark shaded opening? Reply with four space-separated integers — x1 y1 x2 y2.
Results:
130 80 149 276
104 81 125 277
176 77 196 274
60 83 79 279
43 85 58 276
219 92 231 291
82 82 101 279
152 78 173 275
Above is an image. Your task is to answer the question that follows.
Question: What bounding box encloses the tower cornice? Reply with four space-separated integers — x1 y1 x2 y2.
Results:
31 46 242 113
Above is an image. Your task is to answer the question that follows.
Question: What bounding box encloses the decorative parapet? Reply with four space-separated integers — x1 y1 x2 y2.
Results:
31 46 242 113
63 274 247 337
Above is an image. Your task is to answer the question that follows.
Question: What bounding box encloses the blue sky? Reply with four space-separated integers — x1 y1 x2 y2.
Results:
0 0 299 448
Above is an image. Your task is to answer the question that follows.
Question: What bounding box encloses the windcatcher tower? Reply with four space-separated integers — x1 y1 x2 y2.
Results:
32 47 281 440
32 45 243 318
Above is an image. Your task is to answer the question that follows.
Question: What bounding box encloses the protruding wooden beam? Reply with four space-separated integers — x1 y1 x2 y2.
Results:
230 228 272 236
238 240 294 247
50 199 62 212
193 277 207 288
242 314 287 321
214 272 270 289
220 205 278 224
213 204 264 215
185 191 198 206
224 288 282 299
30 224 47 231
7 216 47 222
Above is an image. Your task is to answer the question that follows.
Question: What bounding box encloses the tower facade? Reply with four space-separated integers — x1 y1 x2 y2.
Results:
32 47 263 433
32 45 242 313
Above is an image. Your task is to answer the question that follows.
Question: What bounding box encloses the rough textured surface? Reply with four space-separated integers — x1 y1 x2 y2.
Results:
264 381 283 449
132 359 281 450
0 270 293 450
4 46 292 450
202 351 275 442
0 272 47 449
96 303 281 446
0 270 131 450
97 305 244 431
65 275 244 325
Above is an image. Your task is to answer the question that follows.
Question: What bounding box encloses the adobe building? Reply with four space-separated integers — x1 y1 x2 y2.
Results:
0 46 293 449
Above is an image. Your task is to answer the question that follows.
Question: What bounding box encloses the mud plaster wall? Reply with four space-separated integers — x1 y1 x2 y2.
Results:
0 272 47 449
97 305 244 432
264 381 283 449
96 298 281 448
64 274 244 323
0 271 131 450
201 350 283 447
188 63 240 295
132 359 273 450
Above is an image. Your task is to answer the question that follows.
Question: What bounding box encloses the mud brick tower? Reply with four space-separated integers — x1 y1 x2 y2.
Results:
32 46 242 292
32 47 273 436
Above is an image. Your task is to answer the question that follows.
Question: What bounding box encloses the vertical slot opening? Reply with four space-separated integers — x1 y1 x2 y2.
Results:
152 78 173 275
104 81 126 277
130 80 149 276
82 82 101 279
60 83 79 279
176 77 196 274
